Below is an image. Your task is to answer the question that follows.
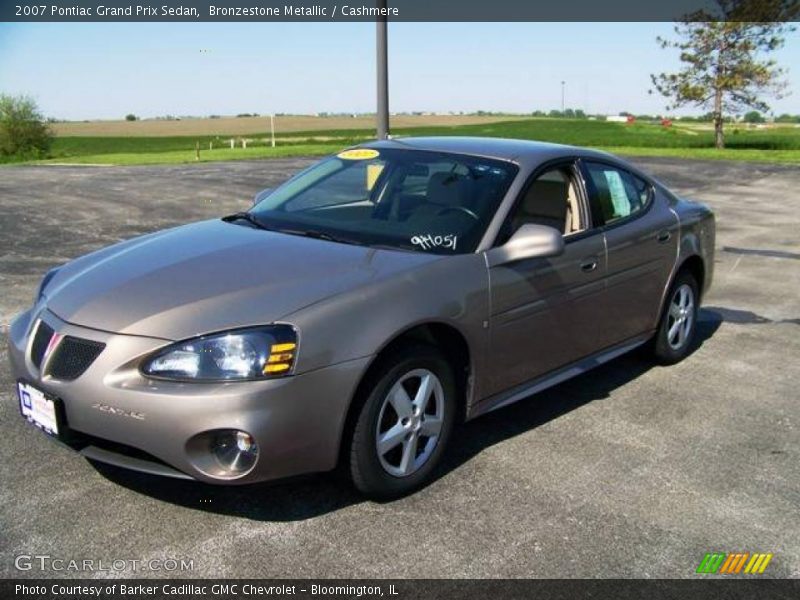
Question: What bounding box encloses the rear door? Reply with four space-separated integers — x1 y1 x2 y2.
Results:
580 160 679 344
486 160 607 395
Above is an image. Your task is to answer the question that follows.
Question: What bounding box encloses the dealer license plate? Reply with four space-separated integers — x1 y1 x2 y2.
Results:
18 381 59 436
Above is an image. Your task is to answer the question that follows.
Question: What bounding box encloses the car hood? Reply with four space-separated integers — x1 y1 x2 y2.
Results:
44 219 439 340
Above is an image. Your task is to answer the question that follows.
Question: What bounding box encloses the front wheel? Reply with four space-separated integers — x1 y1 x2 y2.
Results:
653 272 699 364
348 344 456 499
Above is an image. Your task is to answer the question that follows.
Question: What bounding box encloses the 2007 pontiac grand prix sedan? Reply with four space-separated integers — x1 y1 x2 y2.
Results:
9 137 715 498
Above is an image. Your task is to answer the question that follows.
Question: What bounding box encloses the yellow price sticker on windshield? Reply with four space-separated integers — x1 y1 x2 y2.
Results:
337 148 380 160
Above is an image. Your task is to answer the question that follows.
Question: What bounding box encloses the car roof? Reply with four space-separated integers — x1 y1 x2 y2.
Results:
362 136 617 166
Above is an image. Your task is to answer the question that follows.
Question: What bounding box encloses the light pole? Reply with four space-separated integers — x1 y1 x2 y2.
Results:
376 0 389 140
561 81 566 114
270 113 275 148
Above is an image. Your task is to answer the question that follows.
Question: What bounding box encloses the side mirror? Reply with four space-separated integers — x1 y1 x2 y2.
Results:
253 188 273 206
486 224 565 267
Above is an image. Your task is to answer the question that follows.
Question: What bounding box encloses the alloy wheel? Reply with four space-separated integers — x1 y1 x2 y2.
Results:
667 283 695 350
375 368 445 477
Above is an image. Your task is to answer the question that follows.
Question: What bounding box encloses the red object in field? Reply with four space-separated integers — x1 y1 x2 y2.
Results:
661 118 673 127
626 115 636 124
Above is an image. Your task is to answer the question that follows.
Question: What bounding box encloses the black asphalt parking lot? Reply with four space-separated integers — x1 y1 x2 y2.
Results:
1 157 798 578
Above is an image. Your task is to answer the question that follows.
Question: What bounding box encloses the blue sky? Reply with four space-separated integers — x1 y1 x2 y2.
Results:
0 22 798 120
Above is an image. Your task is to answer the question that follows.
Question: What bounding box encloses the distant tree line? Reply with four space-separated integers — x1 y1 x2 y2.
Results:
531 109 588 119
121 109 800 124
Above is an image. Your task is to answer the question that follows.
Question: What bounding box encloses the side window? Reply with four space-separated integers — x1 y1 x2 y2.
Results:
499 165 584 245
584 162 651 225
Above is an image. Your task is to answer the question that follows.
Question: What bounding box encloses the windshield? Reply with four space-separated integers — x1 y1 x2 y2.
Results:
249 148 518 254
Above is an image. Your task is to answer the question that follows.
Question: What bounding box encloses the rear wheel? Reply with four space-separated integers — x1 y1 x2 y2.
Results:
348 344 456 499
653 272 699 364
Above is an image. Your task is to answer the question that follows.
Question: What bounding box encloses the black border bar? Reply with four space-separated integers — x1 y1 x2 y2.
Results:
3 579 800 600
2 0 799 22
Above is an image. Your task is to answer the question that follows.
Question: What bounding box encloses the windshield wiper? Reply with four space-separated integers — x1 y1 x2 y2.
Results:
224 217 365 247
276 228 362 246
221 212 272 231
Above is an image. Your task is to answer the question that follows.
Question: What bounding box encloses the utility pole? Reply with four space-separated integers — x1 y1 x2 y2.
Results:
561 81 566 113
376 0 389 139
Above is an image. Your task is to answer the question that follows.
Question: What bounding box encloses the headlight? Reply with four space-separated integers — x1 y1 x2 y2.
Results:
35 266 61 302
141 325 297 381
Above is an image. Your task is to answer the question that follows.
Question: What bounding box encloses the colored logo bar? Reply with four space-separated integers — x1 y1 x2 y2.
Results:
696 552 773 574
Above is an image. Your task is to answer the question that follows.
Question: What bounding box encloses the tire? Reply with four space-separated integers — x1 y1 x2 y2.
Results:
653 271 699 365
348 343 457 499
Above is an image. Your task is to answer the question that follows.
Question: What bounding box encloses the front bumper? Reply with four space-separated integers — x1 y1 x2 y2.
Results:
7 308 370 484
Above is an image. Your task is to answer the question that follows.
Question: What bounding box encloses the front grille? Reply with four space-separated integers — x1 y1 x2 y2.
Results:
30 321 54 369
47 336 105 381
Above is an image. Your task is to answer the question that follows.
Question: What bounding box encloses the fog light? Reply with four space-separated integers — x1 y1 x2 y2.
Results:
186 428 261 479
210 429 258 475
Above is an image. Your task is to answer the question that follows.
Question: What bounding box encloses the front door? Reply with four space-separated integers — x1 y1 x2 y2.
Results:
485 162 607 396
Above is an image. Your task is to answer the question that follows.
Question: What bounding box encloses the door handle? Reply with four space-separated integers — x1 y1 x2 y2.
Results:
657 229 672 243
580 259 598 273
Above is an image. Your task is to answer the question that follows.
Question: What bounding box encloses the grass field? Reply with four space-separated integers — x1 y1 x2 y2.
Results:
26 116 800 166
50 114 524 137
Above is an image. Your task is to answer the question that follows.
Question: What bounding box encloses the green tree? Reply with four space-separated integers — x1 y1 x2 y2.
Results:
743 110 765 123
0 94 53 160
651 0 797 148
125 113 138 121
